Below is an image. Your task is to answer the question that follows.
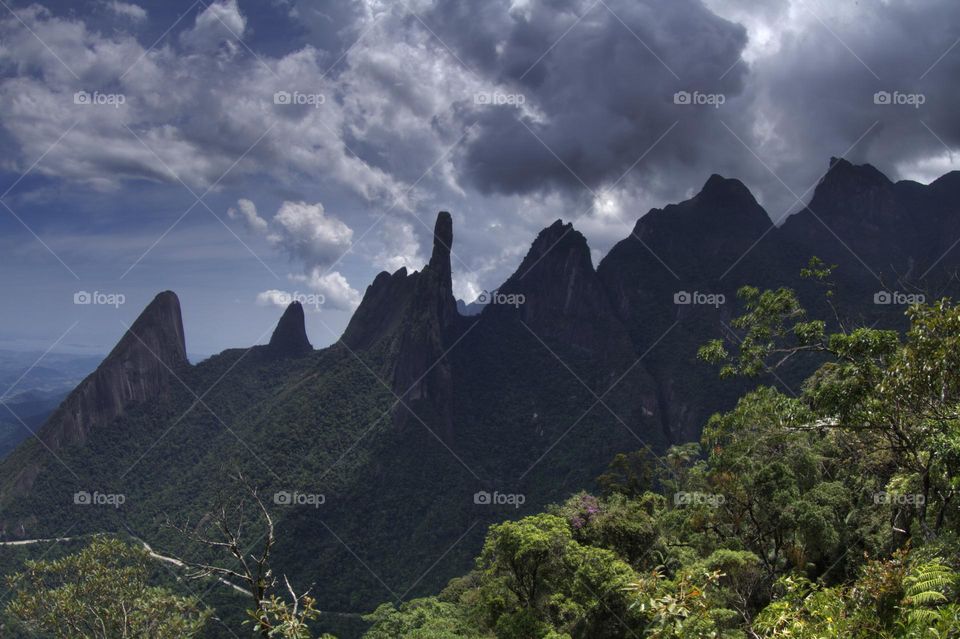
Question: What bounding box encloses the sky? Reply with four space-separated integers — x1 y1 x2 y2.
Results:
0 0 958 357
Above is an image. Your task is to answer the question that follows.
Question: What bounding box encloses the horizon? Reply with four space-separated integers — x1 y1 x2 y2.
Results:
1 156 951 357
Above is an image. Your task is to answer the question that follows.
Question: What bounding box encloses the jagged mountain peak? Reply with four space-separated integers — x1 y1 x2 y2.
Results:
342 211 457 351
25 291 189 458
107 290 187 365
492 218 633 357
631 173 769 245
523 219 590 267
267 302 312 357
793 156 899 232
696 174 758 207
819 156 892 191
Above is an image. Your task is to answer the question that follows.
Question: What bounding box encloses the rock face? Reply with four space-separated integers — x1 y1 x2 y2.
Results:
781 158 907 273
491 219 634 360
40 291 188 451
341 267 417 350
341 212 462 439
390 212 460 438
267 302 312 357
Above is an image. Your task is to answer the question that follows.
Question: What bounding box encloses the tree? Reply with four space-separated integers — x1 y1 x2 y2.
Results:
167 472 322 638
701 269 960 543
475 513 638 639
4 536 209 638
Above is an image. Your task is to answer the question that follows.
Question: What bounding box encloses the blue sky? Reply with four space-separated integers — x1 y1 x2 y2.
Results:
1 0 959 356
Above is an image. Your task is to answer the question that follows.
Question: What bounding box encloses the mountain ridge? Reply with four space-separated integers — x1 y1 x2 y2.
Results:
4 159 960 636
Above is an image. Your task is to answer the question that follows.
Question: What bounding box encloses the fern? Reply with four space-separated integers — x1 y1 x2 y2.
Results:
902 561 957 628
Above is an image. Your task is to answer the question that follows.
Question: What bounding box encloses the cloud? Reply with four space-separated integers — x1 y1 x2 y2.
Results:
0 3 408 200
421 0 750 196
290 269 362 311
373 218 424 273
180 0 246 52
255 289 294 307
103 1 147 22
237 198 361 312
266 201 353 268
227 198 268 232
4 0 960 309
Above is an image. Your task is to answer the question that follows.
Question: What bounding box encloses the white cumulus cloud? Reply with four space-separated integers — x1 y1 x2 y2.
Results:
267 201 353 268
227 198 268 232
290 269 362 311
104 1 147 22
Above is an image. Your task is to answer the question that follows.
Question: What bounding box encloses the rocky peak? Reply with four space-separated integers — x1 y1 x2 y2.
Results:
39 291 188 452
696 174 759 209
108 290 187 365
806 157 896 220
267 302 312 357
342 213 459 351
499 219 593 296
430 211 453 270
778 158 907 271
492 219 632 357
341 267 415 350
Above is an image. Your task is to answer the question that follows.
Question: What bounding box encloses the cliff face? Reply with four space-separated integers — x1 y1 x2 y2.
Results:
341 212 462 440
390 212 460 439
490 219 635 362
341 267 418 351
40 291 188 452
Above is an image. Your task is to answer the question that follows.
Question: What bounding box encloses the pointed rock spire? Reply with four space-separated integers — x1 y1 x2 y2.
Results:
342 212 457 351
391 211 460 439
430 211 453 270
267 302 312 357
39 291 189 452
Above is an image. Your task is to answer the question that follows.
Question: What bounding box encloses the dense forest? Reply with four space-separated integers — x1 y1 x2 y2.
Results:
5 265 960 638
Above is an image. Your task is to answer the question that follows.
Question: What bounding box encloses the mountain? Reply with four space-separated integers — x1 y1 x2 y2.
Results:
782 157 960 284
266 301 313 358
2 160 960 637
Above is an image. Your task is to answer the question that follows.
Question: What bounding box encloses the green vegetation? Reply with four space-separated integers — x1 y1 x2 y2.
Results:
5 267 960 637
357 268 960 638
3 537 209 637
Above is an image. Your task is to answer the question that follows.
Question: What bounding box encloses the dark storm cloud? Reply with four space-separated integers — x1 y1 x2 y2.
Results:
743 0 960 212
395 0 960 222
422 0 751 196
